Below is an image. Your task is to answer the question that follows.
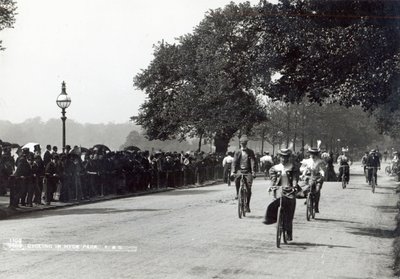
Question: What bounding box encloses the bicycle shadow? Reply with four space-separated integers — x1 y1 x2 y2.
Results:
287 242 353 250
315 217 362 224
348 227 395 239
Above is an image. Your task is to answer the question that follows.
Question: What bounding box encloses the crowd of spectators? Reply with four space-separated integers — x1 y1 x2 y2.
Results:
0 143 225 208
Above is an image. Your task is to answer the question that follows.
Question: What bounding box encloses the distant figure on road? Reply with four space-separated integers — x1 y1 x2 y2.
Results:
222 152 233 184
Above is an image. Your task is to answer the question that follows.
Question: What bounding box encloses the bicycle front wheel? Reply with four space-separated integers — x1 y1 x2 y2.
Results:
342 175 346 189
238 188 243 218
306 193 311 221
372 176 376 193
276 206 283 248
242 188 247 217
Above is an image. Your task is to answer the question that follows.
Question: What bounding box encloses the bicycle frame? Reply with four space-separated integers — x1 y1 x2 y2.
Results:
367 166 378 193
236 173 249 219
339 165 349 189
302 175 316 221
276 185 287 248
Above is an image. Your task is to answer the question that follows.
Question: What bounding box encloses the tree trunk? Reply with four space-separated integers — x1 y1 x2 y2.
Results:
261 130 265 154
198 134 203 152
214 135 230 154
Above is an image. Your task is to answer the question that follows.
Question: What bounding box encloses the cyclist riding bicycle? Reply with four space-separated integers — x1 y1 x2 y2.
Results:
264 149 299 241
361 151 369 182
260 151 273 178
222 152 234 184
392 151 399 175
232 135 256 213
366 149 380 185
300 148 324 213
337 148 352 183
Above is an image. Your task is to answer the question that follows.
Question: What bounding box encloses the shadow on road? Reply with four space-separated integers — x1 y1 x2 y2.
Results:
288 242 353 249
348 227 395 238
9 208 167 219
373 205 398 212
157 189 222 195
345 187 372 191
316 218 362 224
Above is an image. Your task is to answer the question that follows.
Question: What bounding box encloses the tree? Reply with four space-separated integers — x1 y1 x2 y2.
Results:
0 0 16 51
254 0 400 110
134 3 267 154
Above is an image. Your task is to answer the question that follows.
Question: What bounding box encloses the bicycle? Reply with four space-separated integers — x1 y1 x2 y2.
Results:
301 175 316 221
227 168 232 187
270 185 288 248
235 173 249 219
367 166 379 193
339 165 349 189
362 165 369 183
385 165 391 176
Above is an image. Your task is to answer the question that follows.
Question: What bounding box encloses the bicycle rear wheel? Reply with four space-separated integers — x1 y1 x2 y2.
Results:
276 206 283 248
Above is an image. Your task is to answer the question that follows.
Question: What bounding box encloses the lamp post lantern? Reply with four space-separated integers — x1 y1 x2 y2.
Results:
56 81 71 152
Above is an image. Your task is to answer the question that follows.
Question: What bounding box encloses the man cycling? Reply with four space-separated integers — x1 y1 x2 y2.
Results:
300 148 324 213
366 149 380 185
232 135 256 213
337 147 352 183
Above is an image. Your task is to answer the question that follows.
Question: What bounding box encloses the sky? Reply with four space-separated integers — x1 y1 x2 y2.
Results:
0 0 276 124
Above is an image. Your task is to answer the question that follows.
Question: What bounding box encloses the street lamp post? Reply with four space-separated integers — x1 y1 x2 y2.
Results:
56 81 71 152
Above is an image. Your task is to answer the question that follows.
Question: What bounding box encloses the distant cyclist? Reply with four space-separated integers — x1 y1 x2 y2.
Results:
222 152 234 184
366 149 380 185
361 151 369 182
260 151 273 179
232 135 256 212
337 148 352 183
300 148 325 213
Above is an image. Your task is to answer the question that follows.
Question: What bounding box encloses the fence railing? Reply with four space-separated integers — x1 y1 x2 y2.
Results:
6 165 225 207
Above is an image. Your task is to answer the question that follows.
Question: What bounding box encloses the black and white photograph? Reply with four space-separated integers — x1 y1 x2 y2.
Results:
0 0 400 278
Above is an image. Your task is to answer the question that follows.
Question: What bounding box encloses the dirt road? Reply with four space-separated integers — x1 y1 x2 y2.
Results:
0 163 398 279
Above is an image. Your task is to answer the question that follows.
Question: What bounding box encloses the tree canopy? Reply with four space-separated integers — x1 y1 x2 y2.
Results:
134 0 400 153
0 0 16 51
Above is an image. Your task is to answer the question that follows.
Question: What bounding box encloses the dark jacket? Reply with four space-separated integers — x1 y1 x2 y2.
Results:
232 148 256 173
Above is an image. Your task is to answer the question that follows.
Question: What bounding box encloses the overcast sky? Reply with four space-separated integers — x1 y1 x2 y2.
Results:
0 0 277 124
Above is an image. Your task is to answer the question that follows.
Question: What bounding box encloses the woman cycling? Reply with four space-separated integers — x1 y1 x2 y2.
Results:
337 147 352 183
300 148 325 213
264 149 299 241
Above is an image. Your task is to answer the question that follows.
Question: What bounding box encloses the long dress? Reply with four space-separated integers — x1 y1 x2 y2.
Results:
325 157 337 181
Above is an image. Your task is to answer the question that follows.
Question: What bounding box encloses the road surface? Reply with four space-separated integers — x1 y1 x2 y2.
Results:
0 163 398 279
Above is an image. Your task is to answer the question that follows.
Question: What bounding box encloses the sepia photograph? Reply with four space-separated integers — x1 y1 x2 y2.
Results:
0 0 400 278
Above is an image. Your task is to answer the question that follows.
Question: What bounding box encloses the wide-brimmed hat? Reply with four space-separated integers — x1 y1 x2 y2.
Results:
308 148 320 154
278 149 291 157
